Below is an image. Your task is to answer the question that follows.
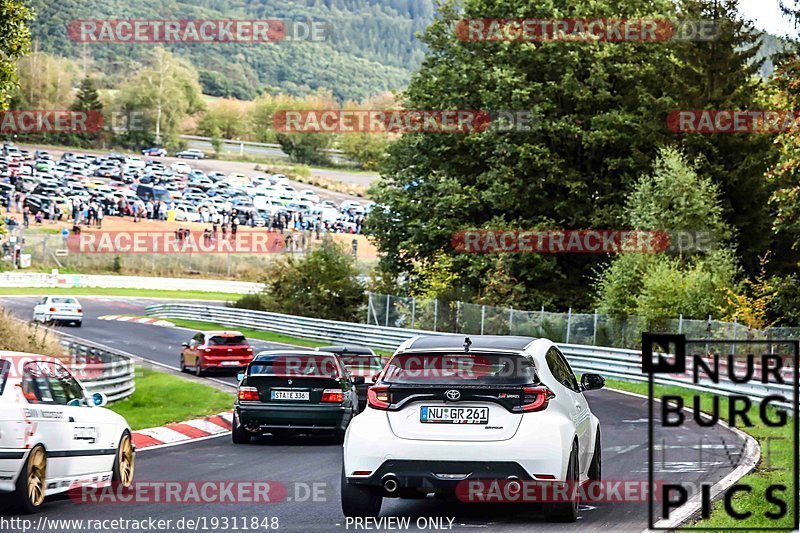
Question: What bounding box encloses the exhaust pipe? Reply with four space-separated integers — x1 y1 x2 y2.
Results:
382 474 399 493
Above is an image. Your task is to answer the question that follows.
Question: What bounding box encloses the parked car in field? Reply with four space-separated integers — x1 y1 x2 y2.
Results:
175 149 205 160
0 353 134 513
232 350 359 443
142 147 167 157
32 296 83 327
173 204 202 222
180 331 254 376
170 161 192 174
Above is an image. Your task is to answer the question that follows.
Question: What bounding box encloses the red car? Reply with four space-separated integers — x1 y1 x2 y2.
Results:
180 331 254 376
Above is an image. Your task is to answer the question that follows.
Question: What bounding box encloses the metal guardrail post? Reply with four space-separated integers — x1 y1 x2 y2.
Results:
565 308 572 343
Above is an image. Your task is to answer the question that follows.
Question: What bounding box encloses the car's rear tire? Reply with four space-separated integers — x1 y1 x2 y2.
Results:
179 355 187 373
341 466 382 517
74 321 82 328
10 445 47 514
195 360 204 377
112 431 135 488
231 413 252 444
544 442 579 523
588 429 601 481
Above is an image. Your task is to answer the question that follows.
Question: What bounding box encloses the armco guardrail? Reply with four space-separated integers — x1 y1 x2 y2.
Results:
146 303 795 407
59 334 136 403
0 273 261 294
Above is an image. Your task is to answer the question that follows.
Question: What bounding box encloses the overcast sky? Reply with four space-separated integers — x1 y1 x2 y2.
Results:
740 0 796 36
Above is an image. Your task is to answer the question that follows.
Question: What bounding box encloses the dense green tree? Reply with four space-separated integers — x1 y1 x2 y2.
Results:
116 48 204 150
66 76 104 146
71 76 102 112
368 0 688 310
239 240 364 321
0 0 33 110
368 0 777 311
12 52 77 109
671 0 776 276
595 147 739 320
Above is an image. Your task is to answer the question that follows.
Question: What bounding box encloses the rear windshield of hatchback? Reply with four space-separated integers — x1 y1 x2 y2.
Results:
382 353 539 386
208 335 248 346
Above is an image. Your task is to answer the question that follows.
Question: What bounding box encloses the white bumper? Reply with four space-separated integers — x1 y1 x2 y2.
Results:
343 408 575 481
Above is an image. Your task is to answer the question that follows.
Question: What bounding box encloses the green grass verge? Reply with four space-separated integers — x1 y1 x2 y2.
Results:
0 287 239 301
109 367 234 430
167 317 394 357
605 378 795 530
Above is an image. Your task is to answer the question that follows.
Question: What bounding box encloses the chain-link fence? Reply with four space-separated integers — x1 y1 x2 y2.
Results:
365 292 800 350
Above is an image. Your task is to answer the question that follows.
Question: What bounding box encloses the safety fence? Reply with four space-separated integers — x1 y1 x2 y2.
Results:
59 334 137 403
366 292 800 350
146 303 796 408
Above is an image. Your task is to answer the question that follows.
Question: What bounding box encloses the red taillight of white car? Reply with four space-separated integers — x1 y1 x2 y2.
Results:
521 386 555 412
367 385 390 409
321 389 344 403
238 386 259 401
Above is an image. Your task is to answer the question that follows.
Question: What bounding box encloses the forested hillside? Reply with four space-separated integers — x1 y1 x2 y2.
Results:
27 0 436 101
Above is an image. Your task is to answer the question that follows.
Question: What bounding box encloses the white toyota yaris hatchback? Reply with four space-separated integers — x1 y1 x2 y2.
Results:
341 335 604 521
0 352 134 513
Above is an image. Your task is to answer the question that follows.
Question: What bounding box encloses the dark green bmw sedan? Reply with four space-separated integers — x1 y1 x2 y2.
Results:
232 351 359 444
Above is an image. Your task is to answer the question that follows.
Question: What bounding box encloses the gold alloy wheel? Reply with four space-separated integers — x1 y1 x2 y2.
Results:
118 434 134 487
26 447 46 507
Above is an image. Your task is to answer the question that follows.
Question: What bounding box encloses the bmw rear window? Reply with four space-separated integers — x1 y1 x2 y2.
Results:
51 298 77 304
382 353 539 385
249 354 342 378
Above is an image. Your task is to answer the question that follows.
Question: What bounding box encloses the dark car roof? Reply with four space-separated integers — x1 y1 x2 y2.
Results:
404 335 538 353
316 346 375 356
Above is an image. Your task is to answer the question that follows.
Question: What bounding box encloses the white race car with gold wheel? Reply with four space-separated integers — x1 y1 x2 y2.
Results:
0 352 134 513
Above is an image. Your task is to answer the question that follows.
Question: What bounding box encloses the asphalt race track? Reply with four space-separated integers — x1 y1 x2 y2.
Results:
0 296 748 532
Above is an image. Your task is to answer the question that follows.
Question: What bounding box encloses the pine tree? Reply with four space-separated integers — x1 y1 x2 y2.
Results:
671 0 776 277
70 76 102 112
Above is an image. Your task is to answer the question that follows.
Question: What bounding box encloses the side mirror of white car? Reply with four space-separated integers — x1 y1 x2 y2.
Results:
89 392 108 407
